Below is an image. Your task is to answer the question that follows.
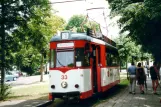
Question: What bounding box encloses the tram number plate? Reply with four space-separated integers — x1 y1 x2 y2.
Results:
61 75 67 80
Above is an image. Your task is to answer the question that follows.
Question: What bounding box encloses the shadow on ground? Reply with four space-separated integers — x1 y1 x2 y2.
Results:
0 94 48 107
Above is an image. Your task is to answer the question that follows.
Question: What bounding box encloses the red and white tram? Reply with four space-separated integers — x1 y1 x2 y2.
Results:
49 30 120 101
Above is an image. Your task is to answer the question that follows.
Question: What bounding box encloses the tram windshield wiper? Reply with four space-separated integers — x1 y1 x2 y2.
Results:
56 58 65 67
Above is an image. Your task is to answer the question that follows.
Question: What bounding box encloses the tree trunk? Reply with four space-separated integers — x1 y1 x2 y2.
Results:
40 54 44 82
1 0 5 95
120 60 122 72
126 58 128 79
126 58 128 70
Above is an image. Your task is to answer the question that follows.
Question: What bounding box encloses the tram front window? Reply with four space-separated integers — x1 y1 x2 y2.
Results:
56 51 74 67
50 49 55 68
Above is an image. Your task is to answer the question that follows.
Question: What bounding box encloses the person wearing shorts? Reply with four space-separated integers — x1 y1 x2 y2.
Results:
136 63 146 94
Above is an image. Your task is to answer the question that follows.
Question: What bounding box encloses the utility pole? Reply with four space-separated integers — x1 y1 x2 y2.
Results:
1 0 5 93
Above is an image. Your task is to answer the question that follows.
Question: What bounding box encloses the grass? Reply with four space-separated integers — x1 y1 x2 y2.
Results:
8 83 49 100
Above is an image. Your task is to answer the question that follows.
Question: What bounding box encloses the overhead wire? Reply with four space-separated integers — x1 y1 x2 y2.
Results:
49 0 110 38
50 0 85 4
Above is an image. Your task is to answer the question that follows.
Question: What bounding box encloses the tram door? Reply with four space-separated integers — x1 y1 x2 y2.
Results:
91 45 101 93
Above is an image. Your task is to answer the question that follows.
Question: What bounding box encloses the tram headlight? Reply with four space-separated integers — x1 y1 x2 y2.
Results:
61 81 68 88
75 84 79 88
51 85 55 89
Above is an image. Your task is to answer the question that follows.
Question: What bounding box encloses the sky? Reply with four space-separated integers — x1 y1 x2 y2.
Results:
50 0 120 40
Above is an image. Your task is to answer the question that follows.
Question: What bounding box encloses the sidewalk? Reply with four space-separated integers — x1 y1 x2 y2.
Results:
96 77 161 107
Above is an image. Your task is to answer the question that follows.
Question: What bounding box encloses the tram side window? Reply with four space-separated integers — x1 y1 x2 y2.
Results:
106 53 112 66
50 49 55 68
111 54 118 66
106 48 119 66
75 48 90 67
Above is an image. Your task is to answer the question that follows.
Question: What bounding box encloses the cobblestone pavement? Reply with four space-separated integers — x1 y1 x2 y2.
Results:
96 78 161 107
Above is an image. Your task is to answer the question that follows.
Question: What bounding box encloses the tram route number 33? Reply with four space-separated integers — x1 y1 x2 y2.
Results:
61 75 67 80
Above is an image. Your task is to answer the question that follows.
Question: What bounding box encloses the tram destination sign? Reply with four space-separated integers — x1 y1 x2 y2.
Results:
61 32 69 39
57 42 74 48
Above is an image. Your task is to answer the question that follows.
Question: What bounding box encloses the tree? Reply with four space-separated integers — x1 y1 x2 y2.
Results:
108 0 161 62
14 12 65 81
65 14 100 32
116 35 139 69
115 35 152 69
0 0 50 98
14 44 42 76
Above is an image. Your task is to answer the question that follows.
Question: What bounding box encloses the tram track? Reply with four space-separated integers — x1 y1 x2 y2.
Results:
36 100 53 107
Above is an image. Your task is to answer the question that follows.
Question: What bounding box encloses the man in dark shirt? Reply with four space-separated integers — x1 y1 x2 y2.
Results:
150 62 159 94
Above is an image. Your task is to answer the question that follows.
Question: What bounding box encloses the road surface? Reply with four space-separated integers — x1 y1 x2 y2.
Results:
6 75 49 87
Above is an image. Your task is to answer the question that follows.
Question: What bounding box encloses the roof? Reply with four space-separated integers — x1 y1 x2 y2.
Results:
50 32 117 50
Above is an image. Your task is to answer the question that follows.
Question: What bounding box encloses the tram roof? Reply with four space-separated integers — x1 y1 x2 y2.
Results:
50 32 117 50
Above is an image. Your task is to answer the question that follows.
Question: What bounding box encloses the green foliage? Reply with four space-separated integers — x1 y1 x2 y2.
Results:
0 0 65 83
13 8 65 76
0 0 50 64
0 0 51 85
115 35 152 64
13 44 42 75
34 72 41 75
108 0 161 62
0 84 11 101
65 14 100 32
66 15 85 30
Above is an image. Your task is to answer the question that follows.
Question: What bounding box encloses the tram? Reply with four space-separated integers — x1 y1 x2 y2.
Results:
48 29 120 101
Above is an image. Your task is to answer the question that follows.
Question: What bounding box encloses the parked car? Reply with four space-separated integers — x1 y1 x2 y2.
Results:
5 72 17 82
10 71 20 78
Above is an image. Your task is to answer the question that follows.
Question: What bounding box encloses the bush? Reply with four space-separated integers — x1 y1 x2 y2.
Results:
34 72 41 75
20 66 35 76
0 84 11 101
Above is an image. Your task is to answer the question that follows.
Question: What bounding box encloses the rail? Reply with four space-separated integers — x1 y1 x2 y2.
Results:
36 100 53 107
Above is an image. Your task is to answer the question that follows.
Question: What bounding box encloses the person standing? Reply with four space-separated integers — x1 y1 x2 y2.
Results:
146 65 150 78
144 65 148 78
127 62 137 94
143 65 148 91
136 62 146 94
150 62 159 94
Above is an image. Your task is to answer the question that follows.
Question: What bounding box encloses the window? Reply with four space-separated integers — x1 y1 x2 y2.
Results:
106 53 112 66
56 51 74 67
50 49 55 68
75 48 90 67
106 48 119 66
